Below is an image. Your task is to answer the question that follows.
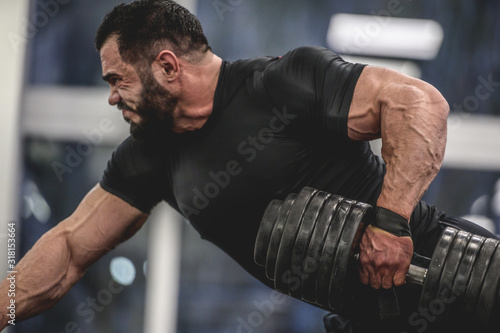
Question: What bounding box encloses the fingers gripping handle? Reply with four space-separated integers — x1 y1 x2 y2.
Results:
354 253 429 286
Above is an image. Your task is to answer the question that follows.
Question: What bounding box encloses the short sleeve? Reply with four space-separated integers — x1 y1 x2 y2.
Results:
100 136 167 214
261 46 366 138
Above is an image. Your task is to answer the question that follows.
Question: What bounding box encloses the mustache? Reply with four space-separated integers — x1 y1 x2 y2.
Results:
117 101 134 112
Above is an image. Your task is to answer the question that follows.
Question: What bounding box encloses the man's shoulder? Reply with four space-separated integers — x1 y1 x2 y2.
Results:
278 46 346 71
222 46 339 85
230 46 336 68
283 45 334 57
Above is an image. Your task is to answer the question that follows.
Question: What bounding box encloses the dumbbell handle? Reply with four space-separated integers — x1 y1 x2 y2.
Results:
406 264 427 286
354 253 428 286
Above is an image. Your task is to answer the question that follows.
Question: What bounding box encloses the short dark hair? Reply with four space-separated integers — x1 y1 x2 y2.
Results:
95 0 211 65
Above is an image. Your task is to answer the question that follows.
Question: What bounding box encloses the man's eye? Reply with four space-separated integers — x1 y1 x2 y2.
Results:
110 77 121 85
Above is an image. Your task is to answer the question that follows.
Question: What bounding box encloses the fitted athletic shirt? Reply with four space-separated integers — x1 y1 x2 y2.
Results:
100 46 455 318
101 45 379 267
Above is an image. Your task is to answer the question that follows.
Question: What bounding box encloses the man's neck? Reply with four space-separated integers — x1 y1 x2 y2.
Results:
171 53 223 133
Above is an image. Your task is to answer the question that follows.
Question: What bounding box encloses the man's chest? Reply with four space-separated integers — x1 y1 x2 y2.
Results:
169 96 312 221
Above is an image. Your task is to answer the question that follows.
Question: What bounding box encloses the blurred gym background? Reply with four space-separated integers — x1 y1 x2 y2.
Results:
0 0 499 332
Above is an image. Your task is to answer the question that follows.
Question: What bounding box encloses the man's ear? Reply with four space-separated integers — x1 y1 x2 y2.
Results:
156 50 179 81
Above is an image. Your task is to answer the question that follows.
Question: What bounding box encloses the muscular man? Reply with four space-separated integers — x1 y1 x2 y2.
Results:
0 1 496 332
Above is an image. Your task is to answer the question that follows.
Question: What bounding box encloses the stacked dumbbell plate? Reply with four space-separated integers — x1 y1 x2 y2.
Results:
255 186 500 328
254 186 371 313
420 227 500 331
301 193 343 302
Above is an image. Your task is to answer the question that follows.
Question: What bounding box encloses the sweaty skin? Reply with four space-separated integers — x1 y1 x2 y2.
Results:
347 66 449 289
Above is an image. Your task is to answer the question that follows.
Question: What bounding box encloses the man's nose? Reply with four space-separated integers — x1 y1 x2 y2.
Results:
108 87 121 106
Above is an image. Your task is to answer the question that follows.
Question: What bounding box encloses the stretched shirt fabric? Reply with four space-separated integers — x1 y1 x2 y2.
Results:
100 47 443 317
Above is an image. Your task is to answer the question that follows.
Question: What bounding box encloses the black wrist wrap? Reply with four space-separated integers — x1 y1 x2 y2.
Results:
371 207 412 237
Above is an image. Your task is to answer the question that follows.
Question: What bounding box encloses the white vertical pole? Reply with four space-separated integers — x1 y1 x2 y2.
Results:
144 204 183 333
0 1 30 333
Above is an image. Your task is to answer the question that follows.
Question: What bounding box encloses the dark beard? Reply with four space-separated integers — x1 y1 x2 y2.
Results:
123 70 177 140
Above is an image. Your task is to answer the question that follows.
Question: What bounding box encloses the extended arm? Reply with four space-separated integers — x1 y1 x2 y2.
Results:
348 66 449 288
0 184 149 329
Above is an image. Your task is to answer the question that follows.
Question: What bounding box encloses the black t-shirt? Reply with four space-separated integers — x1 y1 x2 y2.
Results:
100 46 386 287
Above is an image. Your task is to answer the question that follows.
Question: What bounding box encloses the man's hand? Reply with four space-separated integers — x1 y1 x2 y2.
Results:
358 225 413 289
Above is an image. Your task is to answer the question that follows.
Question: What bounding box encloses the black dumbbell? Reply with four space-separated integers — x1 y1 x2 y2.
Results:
254 187 500 330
